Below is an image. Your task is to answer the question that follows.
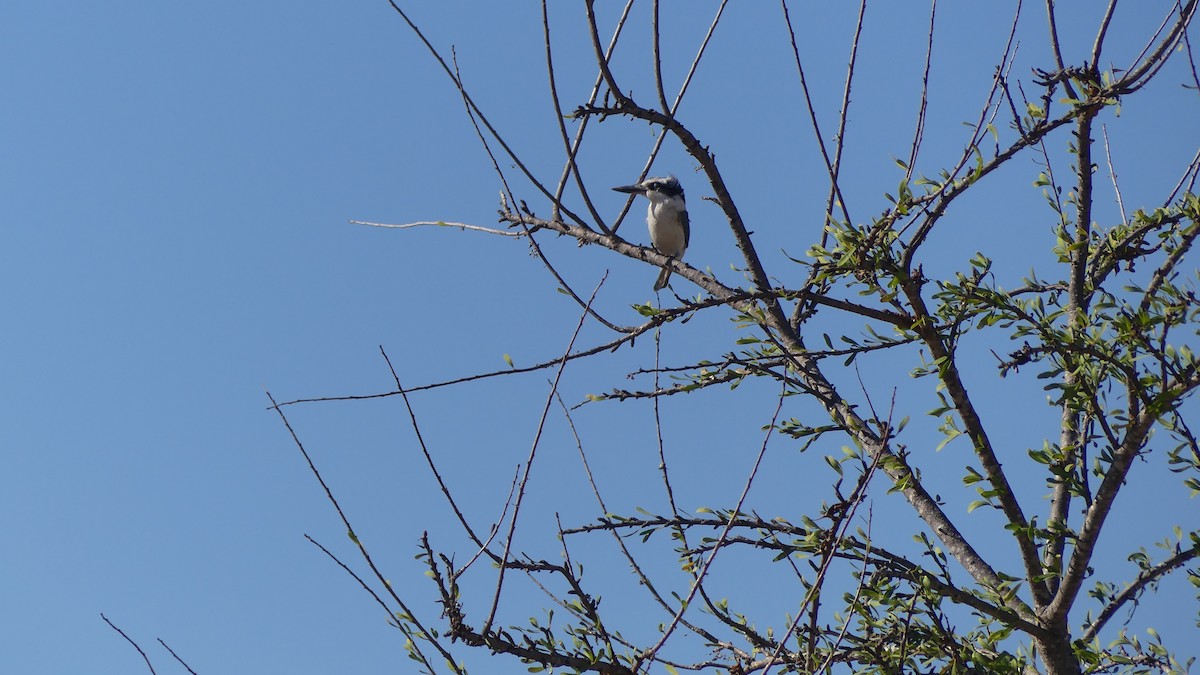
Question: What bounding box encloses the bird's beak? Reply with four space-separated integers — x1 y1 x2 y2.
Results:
612 183 647 195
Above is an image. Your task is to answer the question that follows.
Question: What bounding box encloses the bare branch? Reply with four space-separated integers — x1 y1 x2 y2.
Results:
385 0 592 229
382 347 492 553
1081 541 1200 641
779 1 853 230
904 0 938 181
481 274 607 635
635 380 788 670
1115 0 1198 93
1045 0 1079 99
1100 124 1128 225
266 390 459 670
1091 0 1121 67
351 218 524 237
156 639 199 675
826 0 870 232
100 614 156 675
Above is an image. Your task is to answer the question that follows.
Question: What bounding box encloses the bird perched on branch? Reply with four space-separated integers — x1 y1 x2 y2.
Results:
612 176 689 291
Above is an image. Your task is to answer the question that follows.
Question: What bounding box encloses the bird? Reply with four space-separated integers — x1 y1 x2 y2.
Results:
612 176 690 291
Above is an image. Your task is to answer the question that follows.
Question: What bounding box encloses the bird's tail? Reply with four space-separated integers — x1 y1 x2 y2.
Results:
654 267 672 291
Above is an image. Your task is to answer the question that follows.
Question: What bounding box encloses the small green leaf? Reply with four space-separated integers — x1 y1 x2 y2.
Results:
962 466 984 485
824 455 844 476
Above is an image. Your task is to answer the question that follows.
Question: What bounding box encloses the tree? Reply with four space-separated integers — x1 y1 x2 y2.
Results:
272 2 1200 674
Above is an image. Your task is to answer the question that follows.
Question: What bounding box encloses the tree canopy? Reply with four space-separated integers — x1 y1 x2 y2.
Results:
272 3 1200 674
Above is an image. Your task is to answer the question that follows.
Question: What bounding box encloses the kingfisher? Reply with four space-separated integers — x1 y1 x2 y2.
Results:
612 176 690 291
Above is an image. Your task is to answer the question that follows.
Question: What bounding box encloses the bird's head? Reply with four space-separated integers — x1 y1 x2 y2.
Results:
612 176 684 203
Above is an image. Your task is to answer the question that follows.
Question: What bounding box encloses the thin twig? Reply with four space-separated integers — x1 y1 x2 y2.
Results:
100 614 156 675
351 219 524 237
636 378 789 670
905 0 938 180
1091 0 1121 67
554 391 724 646
779 0 853 231
304 535 407 632
652 0 670 114
1180 0 1200 93
1100 124 1128 225
455 467 519 578
1115 0 1197 94
1165 147 1200 207
266 391 460 671
829 0 869 222
385 1 589 228
1045 0 1078 99
481 273 608 635
382 347 489 551
542 0 634 232
766 383 890 674
156 639 199 675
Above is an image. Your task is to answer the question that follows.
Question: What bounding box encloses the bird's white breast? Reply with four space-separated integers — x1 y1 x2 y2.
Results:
646 195 687 258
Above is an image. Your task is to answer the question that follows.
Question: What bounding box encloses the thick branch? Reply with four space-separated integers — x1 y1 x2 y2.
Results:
898 274 1051 608
1046 110 1099 600
1043 412 1156 621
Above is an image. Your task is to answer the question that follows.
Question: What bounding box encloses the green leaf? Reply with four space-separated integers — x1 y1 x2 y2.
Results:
824 455 844 476
962 466 984 485
935 427 962 452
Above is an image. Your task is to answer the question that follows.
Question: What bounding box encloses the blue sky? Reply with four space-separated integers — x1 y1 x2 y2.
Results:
4 2 1198 673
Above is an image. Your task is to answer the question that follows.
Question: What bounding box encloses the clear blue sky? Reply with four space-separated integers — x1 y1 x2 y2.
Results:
3 2 1197 672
